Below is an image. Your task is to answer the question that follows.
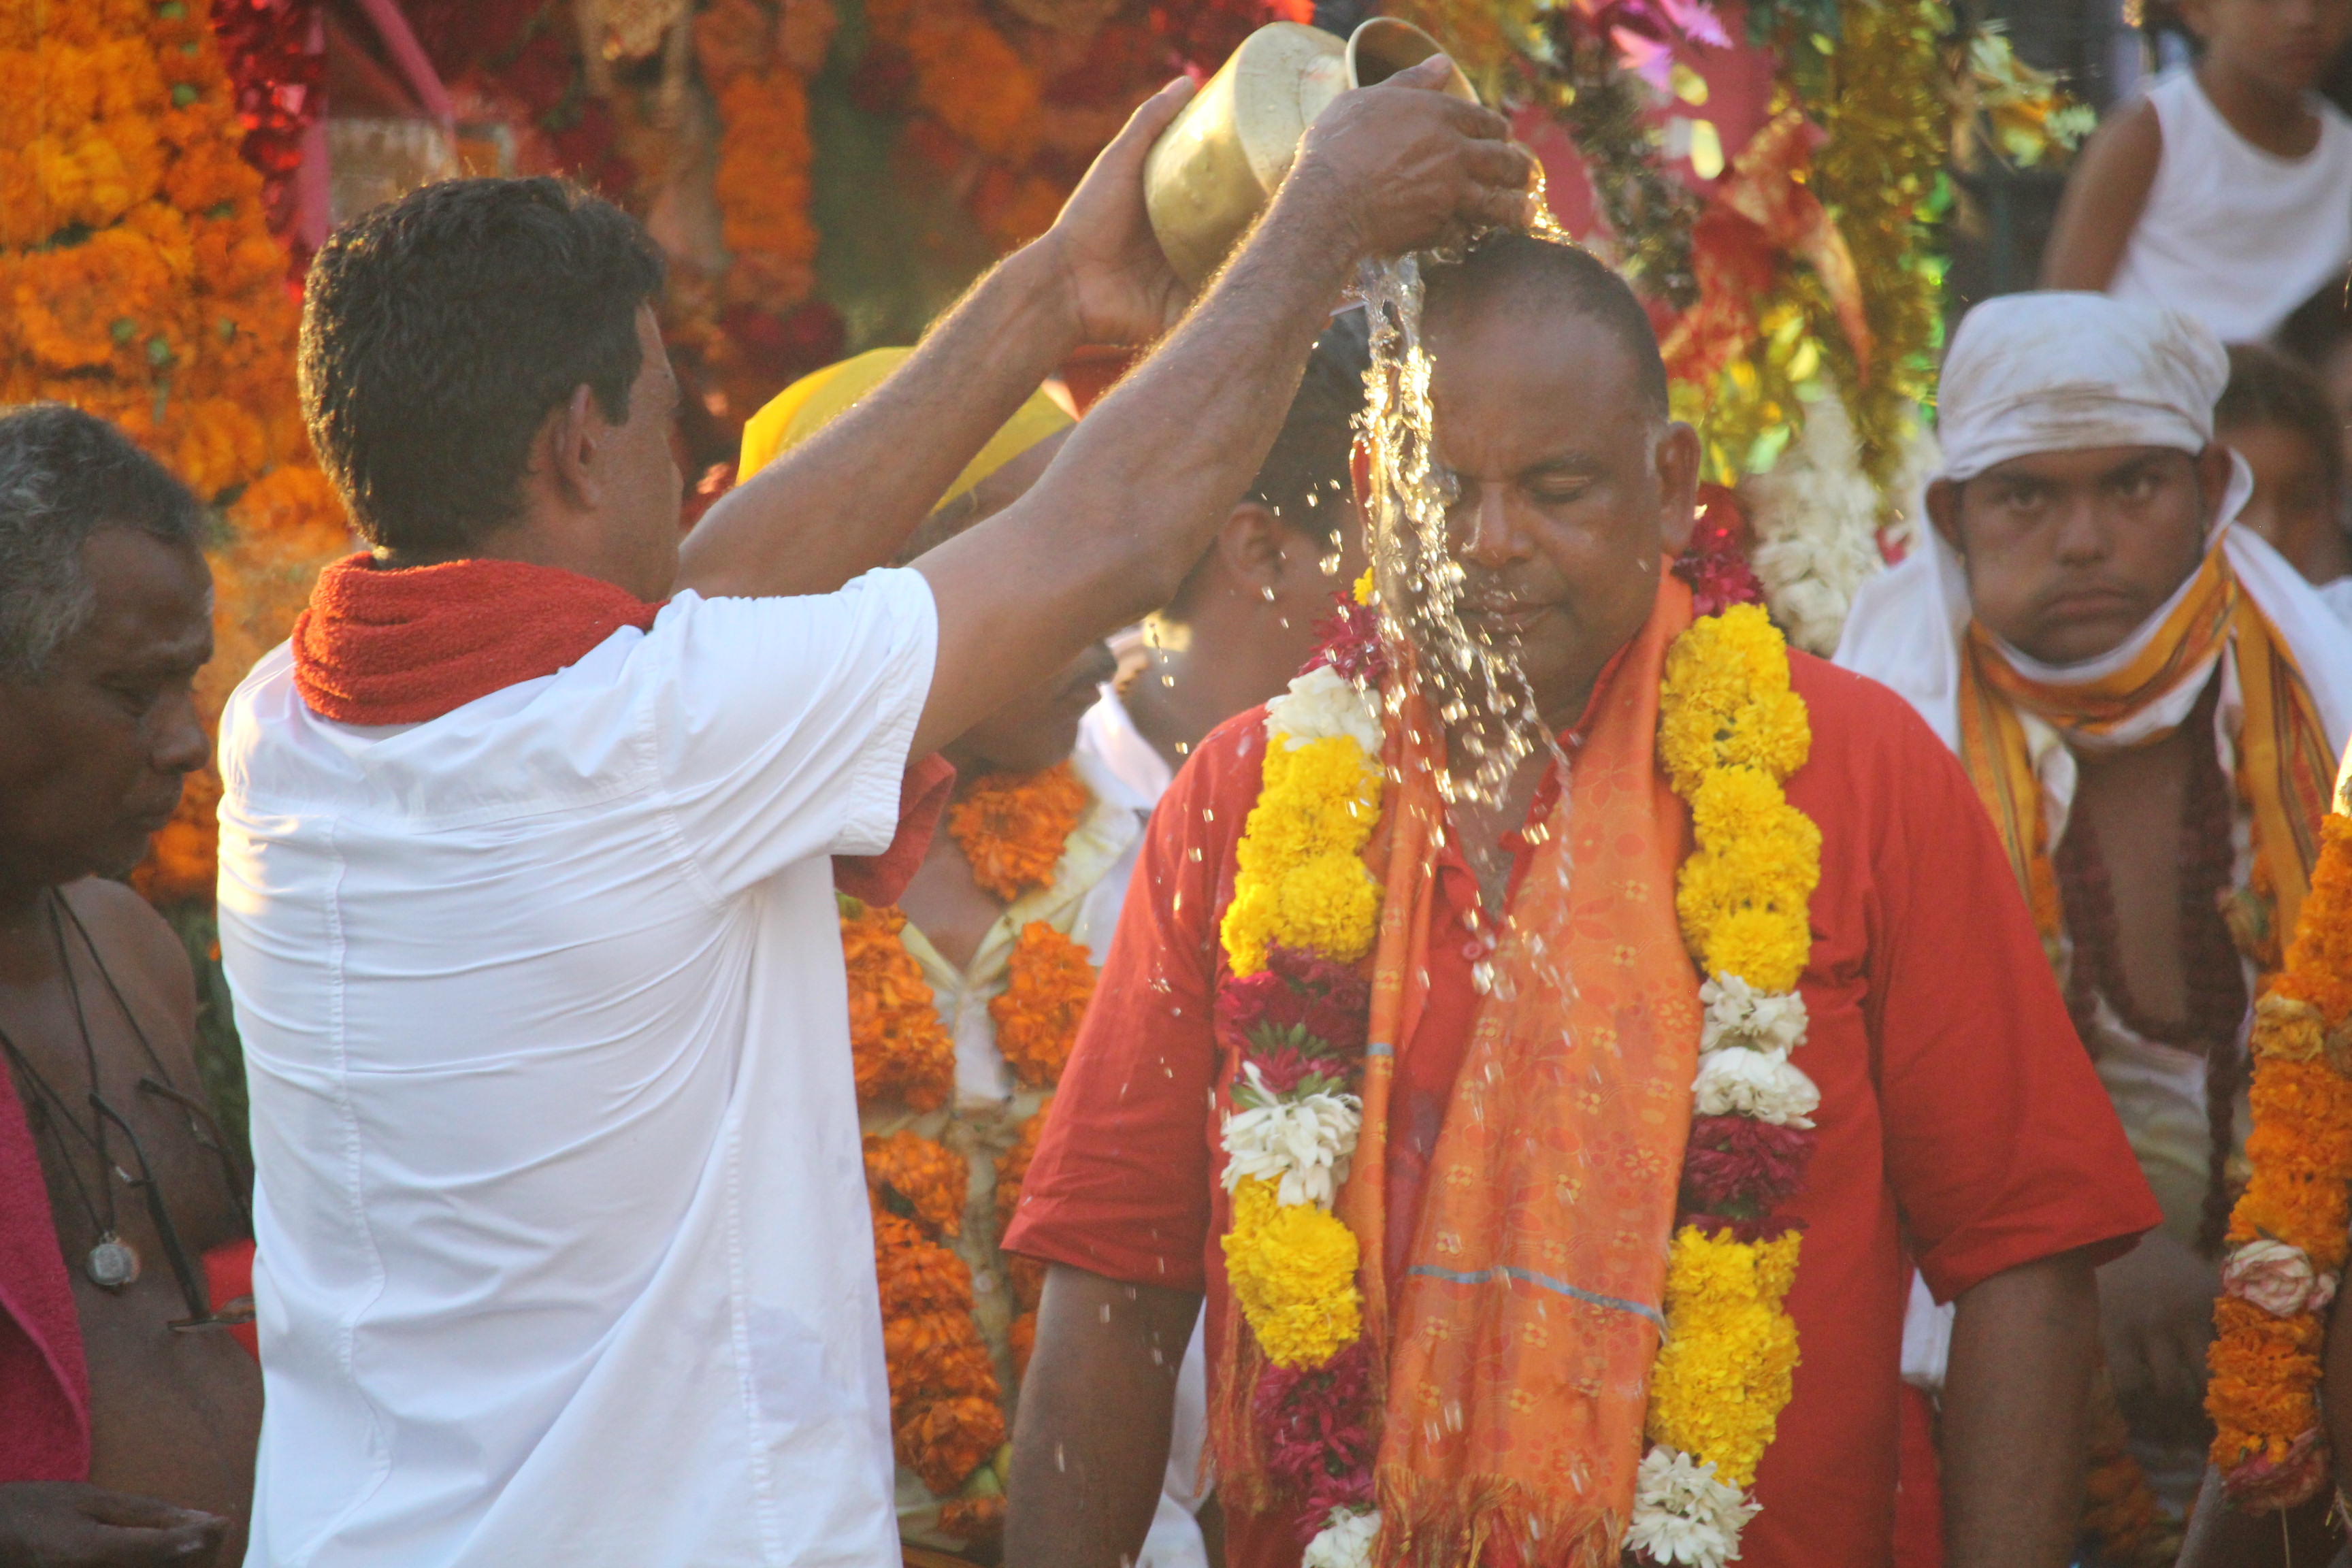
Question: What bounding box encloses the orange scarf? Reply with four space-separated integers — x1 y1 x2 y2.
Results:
1311 574 1699 1564
1958 544 2335 962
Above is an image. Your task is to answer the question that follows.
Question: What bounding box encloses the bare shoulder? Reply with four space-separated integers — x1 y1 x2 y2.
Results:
2041 98 2162 290
56 879 198 1038
2078 95 2163 169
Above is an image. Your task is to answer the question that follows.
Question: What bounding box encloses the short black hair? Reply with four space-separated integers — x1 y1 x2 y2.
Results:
0 404 206 681
1420 231 1671 420
299 177 665 555
2218 341 2347 508
1246 306 1373 542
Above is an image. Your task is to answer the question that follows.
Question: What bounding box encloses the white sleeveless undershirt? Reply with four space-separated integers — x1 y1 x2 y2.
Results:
2108 68 2352 344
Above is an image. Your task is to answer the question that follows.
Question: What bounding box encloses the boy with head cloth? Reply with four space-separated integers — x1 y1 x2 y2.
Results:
1837 291 2352 1483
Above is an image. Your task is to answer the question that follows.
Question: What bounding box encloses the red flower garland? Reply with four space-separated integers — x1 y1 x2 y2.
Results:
1256 1339 1379 1537
206 0 325 256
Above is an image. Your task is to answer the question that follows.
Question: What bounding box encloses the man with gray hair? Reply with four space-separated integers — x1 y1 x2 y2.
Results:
0 403 261 1564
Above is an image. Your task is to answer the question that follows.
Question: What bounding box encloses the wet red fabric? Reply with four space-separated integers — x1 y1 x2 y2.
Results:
1004 652 2160 1568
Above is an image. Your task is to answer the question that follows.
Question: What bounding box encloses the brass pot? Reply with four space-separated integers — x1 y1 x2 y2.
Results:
1142 18 1477 287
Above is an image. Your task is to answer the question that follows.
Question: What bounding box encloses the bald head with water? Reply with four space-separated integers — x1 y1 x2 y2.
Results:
1411 233 1697 733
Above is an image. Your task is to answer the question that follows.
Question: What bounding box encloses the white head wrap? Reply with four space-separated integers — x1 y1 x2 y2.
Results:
1935 291 2230 483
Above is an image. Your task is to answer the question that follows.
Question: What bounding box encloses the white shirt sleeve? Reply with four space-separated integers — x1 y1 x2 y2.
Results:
646 567 938 898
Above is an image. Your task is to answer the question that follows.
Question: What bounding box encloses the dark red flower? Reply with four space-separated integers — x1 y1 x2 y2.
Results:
1678 1115 1815 1213
1303 596 1388 687
1671 486 1765 617
1216 948 1371 1064
1255 1339 1376 1535
1679 1213 1808 1245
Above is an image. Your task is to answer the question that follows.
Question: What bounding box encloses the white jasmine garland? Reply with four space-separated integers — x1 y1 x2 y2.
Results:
1301 1507 1381 1568
1692 1045 1820 1128
1699 974 1808 1056
1266 664 1384 757
1737 391 1938 657
1219 1062 1361 1209
1624 1448 1759 1568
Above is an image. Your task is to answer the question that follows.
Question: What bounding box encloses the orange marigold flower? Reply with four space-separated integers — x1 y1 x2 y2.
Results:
873 1212 975 1320
947 764 1086 903
714 69 816 266
896 1390 1007 1494
1009 1310 1036 1383
1004 1252 1045 1315
992 926 1092 1090
841 898 956 1110
995 1096 1051 1235
865 1130 968 1237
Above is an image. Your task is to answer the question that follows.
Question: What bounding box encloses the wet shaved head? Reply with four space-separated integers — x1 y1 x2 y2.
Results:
1421 231 1671 422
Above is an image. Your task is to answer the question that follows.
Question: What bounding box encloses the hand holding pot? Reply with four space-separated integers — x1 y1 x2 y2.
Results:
1286 54 1538 263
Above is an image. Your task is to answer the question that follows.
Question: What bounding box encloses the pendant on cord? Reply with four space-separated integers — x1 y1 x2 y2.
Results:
86 1233 140 1290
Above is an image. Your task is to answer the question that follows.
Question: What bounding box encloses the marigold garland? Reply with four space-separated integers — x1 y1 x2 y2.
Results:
992 922 1094 1089
866 1128 968 1237
1635 585 1822 1564
840 895 957 1111
844 768 1098 1535
948 762 1088 904
9 0 350 913
2206 810 2352 1511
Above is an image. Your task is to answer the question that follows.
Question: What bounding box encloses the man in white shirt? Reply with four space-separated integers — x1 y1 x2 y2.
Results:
215 61 1533 1568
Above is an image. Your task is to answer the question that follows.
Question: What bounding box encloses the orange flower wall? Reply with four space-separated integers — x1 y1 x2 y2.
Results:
5 0 349 905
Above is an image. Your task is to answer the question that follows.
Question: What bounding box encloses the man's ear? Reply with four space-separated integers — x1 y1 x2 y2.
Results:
543 383 602 512
1219 502 1287 593
1925 478 1965 555
1655 422 1701 553
2195 442 2236 529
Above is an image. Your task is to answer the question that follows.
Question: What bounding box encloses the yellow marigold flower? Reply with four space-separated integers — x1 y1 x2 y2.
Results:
1222 734 1382 974
1697 905 1812 996
1646 1226 1802 1488
1688 766 1788 847
1220 881 1281 977
1659 605 1812 794
1222 1177 1363 1368
1354 569 1375 606
1272 851 1382 964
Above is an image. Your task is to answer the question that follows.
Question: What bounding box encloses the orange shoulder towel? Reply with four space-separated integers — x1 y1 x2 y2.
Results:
289 553 950 904
1208 572 1702 1565
1959 544 2336 960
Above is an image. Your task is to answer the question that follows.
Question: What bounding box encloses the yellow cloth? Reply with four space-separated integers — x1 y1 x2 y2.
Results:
736 347 1073 506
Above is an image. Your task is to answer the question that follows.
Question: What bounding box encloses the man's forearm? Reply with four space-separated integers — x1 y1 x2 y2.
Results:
676 240 1083 599
1941 1250 2102 1568
1005 1265 1201 1568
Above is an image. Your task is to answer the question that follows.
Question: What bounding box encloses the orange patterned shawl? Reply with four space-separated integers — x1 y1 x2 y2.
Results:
1350 572 1703 1565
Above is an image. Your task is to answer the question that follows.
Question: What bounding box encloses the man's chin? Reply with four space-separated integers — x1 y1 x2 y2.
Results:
2008 608 2151 668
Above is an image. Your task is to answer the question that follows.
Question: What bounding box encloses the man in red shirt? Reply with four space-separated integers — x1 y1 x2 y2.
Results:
1002 234 2161 1568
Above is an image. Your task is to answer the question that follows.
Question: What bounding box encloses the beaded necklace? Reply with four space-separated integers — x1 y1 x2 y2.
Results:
2054 672 2247 1256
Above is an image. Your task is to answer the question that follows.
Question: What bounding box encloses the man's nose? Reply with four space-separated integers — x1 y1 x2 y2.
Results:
1456 486 1529 569
2050 494 2111 564
151 689 211 778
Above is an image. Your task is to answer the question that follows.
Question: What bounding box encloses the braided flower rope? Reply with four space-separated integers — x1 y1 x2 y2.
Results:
840 766 1095 1542
2205 812 2352 1510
